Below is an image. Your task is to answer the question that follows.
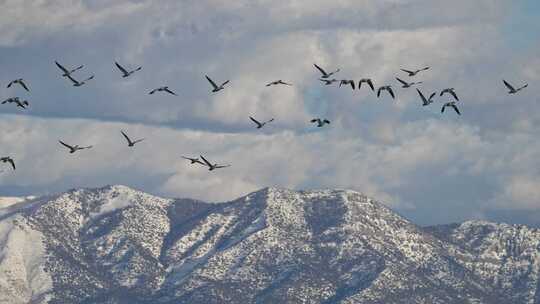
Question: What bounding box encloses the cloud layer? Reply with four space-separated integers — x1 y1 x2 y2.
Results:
0 0 539 226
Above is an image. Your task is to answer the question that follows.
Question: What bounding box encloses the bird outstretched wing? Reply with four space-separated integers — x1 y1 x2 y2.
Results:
249 116 262 127
452 105 461 115
401 69 414 74
59 140 74 149
396 77 408 86
66 75 79 84
55 61 69 73
503 80 515 91
115 62 128 74
200 155 213 167
387 87 395 99
205 75 218 89
120 131 132 144
313 64 328 76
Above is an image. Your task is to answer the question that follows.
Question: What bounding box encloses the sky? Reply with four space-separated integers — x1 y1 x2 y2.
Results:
0 0 539 227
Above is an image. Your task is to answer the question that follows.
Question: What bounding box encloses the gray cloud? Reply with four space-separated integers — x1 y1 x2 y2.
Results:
0 0 539 227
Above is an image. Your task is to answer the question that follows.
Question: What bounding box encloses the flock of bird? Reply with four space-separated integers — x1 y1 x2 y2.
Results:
0 61 529 173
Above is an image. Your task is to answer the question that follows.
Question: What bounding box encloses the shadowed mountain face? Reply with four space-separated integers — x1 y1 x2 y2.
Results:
0 186 539 304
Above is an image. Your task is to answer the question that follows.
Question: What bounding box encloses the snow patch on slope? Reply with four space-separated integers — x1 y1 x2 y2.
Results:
0 197 26 209
0 215 52 304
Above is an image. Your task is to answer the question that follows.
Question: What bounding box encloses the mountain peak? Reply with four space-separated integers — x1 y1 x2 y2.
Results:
1 186 539 303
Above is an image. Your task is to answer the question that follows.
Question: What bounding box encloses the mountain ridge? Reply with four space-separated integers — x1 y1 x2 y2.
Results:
0 185 539 303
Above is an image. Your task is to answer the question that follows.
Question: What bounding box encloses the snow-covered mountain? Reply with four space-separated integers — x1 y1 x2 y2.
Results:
0 185 539 303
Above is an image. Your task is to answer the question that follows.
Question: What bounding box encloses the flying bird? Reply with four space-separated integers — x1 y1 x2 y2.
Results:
149 86 177 96
115 61 142 78
7 79 29 91
396 77 422 88
250 116 274 129
377 86 395 99
67 74 94 87
417 89 436 106
199 155 230 171
319 78 338 85
205 75 229 93
400 67 430 77
182 156 205 166
55 61 84 77
310 118 331 127
358 78 375 91
266 80 292 87
441 102 461 115
440 88 459 101
120 130 144 147
59 140 93 153
0 157 15 170
314 64 340 79
2 97 29 109
503 80 528 94
339 80 355 90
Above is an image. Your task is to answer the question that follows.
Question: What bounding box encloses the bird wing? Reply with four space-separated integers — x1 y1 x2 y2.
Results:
66 75 79 84
421 66 430 71
133 138 145 144
19 80 29 91
441 105 446 113
59 140 74 150
17 100 28 108
367 79 375 91
8 158 15 170
55 61 69 73
115 62 128 74
85 75 95 82
310 119 318 123
200 155 213 167
401 69 413 74
7 81 13 88
221 80 230 87
82 145 93 150
72 65 84 73
349 81 355 90
388 87 395 99
249 116 262 127
440 90 446 97
429 92 437 101
266 118 275 124
323 119 330 124
377 87 382 97
164 88 177 95
450 90 459 101
417 89 427 103
120 131 132 144
313 64 327 76
205 75 218 89
215 164 230 169
452 105 461 115
396 77 408 86
503 80 515 91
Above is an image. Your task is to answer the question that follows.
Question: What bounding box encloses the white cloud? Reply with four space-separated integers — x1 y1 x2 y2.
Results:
0 0 539 226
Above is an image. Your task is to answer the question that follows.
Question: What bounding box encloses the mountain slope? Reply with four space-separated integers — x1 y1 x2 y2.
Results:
0 186 538 303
